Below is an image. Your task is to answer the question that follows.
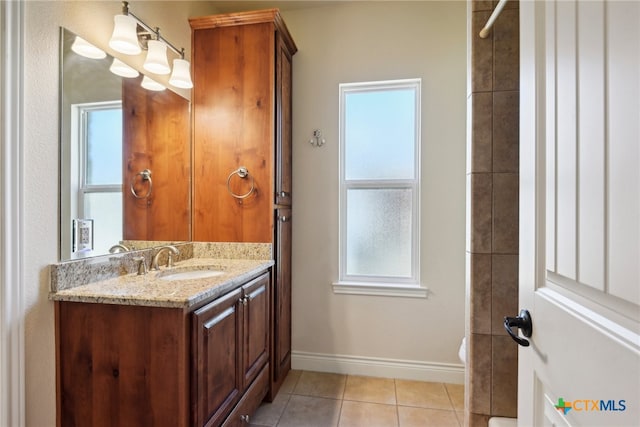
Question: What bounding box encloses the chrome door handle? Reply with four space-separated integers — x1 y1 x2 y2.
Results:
504 309 532 347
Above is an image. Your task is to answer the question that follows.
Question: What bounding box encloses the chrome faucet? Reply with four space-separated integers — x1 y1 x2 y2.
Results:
109 243 130 253
152 245 179 270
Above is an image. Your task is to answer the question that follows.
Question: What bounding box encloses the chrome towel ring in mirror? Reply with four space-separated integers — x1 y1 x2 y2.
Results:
227 166 256 200
131 169 153 199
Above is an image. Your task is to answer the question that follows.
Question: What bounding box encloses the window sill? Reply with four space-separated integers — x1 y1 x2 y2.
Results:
332 281 428 298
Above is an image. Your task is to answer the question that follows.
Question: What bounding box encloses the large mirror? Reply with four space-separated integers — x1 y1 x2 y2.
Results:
59 28 191 260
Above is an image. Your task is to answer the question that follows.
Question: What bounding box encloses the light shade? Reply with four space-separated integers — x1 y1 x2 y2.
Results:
71 36 106 59
143 40 171 75
169 58 193 89
141 76 166 91
109 58 139 78
109 14 141 55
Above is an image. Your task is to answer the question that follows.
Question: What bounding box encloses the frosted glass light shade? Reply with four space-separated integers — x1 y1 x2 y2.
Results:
109 58 139 78
109 14 141 55
141 76 165 91
143 40 170 75
169 58 193 89
71 36 106 59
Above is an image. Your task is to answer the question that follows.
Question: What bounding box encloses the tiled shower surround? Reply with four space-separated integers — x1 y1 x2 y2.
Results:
465 1 519 426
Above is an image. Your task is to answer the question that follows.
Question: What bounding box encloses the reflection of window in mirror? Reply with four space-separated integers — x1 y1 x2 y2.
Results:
71 101 123 256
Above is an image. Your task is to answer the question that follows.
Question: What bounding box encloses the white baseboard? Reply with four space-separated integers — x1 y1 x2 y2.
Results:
291 351 465 384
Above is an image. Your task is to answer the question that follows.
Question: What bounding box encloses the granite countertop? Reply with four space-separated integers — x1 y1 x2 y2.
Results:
50 257 274 310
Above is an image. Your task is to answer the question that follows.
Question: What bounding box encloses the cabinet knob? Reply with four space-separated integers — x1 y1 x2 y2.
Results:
280 215 290 223
240 414 250 423
279 191 289 198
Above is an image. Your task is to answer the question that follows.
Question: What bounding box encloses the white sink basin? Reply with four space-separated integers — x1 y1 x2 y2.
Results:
158 268 225 281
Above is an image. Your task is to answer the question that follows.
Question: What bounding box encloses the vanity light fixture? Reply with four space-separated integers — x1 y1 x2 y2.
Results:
143 39 171 75
109 13 141 55
109 58 139 78
141 75 166 91
108 1 193 89
71 36 106 59
169 58 193 89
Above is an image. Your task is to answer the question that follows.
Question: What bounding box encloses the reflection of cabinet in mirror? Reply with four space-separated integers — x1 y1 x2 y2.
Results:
190 9 296 399
122 76 191 241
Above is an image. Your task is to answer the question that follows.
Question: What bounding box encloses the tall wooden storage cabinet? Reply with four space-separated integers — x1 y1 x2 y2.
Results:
190 9 296 399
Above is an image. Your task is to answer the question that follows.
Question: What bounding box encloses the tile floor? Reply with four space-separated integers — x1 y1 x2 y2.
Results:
250 370 464 427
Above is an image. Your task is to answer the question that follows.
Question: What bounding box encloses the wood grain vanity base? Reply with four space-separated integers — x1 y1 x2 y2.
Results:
55 271 271 427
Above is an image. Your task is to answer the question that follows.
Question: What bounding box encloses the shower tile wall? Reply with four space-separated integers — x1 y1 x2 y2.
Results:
465 1 519 426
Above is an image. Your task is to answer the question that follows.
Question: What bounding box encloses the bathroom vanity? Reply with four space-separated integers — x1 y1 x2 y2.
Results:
51 246 274 427
56 7 296 425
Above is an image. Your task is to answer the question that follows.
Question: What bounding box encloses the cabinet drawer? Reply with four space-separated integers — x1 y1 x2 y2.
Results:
222 364 270 427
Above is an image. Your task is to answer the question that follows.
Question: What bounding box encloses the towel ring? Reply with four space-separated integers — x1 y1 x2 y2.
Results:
130 169 153 199
227 166 255 200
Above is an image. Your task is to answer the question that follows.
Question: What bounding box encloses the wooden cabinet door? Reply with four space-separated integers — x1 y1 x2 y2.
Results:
242 273 270 389
275 35 293 207
273 209 292 381
193 288 243 427
191 23 274 243
56 302 190 427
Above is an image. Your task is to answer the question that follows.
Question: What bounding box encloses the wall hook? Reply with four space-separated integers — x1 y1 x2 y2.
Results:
309 129 326 147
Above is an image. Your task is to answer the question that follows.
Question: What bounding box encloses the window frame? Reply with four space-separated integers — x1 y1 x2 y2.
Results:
334 79 426 298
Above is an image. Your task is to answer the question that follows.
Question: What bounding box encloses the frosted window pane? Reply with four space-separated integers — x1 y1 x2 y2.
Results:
345 89 416 180
84 192 122 254
86 108 122 185
346 188 412 277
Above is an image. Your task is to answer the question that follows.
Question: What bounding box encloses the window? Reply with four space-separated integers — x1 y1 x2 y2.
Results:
71 101 123 256
335 79 426 297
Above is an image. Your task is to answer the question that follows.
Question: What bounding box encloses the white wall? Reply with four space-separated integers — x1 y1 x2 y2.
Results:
23 2 217 425
281 1 467 379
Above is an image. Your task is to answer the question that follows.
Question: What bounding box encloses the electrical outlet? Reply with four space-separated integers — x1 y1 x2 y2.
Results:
72 219 94 253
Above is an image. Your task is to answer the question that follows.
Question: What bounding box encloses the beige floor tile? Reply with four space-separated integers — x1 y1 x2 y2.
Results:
250 371 465 427
294 371 347 399
343 375 397 405
251 392 290 427
278 395 342 427
445 383 465 411
338 400 398 427
395 380 453 410
398 406 460 427
280 370 303 394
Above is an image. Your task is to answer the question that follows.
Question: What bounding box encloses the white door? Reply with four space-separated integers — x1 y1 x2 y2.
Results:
518 0 640 426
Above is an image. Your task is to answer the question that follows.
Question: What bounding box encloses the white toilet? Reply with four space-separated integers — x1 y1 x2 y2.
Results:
458 337 466 364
